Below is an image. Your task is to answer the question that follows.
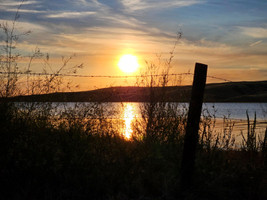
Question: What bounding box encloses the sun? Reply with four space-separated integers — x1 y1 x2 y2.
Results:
118 54 139 73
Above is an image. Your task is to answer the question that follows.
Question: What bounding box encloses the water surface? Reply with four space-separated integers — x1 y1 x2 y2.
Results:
17 102 267 140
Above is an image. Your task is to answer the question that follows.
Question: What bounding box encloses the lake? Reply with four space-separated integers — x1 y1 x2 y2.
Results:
115 102 267 139
18 102 267 141
114 102 267 120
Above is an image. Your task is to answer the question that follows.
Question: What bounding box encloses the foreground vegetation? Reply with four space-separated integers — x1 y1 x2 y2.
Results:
0 101 266 200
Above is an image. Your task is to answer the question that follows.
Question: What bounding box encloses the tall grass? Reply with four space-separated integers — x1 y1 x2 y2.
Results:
1 100 267 200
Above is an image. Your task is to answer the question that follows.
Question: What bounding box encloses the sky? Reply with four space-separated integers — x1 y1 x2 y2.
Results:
0 0 267 90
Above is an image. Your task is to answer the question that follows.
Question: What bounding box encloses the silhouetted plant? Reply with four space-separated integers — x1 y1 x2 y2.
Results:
133 32 186 145
0 2 30 98
241 111 257 152
0 2 83 98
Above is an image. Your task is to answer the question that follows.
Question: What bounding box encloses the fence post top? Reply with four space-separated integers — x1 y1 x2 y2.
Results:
195 62 208 67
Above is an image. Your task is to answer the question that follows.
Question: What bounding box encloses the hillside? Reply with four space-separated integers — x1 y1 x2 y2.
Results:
2 81 267 102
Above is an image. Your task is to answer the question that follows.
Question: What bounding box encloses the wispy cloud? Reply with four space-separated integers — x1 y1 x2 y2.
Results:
0 19 47 32
249 40 263 47
240 27 267 38
45 11 96 19
0 0 41 14
1 0 39 7
6 8 46 14
121 0 203 12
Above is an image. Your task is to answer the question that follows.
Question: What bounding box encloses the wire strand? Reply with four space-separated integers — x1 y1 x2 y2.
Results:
0 71 232 82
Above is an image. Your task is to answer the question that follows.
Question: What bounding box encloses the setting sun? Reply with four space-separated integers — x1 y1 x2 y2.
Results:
118 54 139 73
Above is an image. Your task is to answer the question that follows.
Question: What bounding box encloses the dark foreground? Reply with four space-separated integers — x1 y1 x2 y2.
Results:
0 102 266 200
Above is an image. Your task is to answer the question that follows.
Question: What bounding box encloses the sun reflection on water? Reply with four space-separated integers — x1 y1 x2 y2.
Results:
122 103 135 140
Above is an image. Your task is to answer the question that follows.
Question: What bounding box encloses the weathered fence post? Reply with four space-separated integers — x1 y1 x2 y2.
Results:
180 62 208 192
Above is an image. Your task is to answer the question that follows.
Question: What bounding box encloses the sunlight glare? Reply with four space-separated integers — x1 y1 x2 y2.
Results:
118 54 139 73
123 103 134 140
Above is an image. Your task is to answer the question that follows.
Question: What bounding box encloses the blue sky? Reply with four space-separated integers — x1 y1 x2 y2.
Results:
0 0 267 89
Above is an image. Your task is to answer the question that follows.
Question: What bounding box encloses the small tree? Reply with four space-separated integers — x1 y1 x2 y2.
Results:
0 1 30 97
0 1 83 98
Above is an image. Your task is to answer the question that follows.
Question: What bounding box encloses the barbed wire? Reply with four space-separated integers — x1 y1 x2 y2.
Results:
205 75 232 82
0 71 232 82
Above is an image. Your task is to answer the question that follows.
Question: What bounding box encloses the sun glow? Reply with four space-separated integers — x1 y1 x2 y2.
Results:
118 54 139 73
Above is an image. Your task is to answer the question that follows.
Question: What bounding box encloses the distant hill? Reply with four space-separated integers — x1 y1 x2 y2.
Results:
2 81 267 102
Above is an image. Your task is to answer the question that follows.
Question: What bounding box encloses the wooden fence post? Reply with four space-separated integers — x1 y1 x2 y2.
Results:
180 62 208 192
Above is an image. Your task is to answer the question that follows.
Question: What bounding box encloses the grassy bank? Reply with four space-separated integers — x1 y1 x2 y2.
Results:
0 102 266 200
3 81 267 103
